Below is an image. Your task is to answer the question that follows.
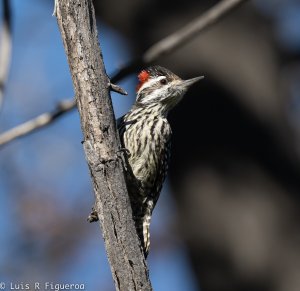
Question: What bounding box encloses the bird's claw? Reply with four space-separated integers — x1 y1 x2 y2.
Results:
87 207 99 223
118 147 131 158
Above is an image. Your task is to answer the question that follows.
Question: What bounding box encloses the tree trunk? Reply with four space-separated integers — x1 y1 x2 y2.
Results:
55 1 152 290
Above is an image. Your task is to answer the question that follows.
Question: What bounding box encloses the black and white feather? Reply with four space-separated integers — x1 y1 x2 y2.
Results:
118 65 202 257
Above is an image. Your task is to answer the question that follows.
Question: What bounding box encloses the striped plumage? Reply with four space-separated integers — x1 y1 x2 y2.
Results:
118 66 203 257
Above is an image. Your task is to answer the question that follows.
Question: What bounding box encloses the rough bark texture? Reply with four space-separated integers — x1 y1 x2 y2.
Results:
55 1 152 290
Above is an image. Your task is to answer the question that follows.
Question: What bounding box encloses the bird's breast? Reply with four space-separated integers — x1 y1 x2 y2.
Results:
122 116 171 186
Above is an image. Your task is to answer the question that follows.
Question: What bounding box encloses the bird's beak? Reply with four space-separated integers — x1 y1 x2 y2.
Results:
179 76 204 89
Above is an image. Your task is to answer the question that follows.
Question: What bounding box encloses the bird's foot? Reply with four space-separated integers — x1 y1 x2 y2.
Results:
87 207 99 223
116 148 131 171
118 147 131 158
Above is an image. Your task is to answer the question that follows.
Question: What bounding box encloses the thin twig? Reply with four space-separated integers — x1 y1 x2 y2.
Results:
0 0 248 147
0 99 75 146
0 0 12 110
109 82 128 95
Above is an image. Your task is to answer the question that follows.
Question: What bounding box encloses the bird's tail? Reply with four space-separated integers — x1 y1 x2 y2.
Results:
135 215 151 258
134 201 153 258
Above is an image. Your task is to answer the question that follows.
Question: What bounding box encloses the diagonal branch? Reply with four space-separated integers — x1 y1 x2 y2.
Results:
0 99 74 146
112 0 248 82
144 0 248 62
0 0 248 147
0 0 12 110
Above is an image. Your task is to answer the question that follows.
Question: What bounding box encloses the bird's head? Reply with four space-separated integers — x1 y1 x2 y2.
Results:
135 65 203 113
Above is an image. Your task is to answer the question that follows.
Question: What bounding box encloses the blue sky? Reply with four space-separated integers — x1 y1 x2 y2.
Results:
2 0 299 289
0 0 198 290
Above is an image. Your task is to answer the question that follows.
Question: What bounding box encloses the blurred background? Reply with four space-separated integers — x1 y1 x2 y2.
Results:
1 0 300 290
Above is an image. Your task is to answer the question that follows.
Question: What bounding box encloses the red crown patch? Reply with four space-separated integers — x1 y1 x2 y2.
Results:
136 70 150 91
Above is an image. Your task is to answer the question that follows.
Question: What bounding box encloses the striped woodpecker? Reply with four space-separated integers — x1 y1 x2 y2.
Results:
117 65 203 257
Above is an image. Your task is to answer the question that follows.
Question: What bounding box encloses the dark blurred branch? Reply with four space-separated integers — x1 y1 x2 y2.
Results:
145 0 248 61
0 0 12 110
55 1 152 290
0 0 248 146
113 0 248 81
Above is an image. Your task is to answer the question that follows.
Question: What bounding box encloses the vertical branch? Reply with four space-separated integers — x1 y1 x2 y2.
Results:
0 0 12 110
55 1 152 290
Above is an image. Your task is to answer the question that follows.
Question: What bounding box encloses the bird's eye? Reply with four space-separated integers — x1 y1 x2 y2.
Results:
160 78 167 85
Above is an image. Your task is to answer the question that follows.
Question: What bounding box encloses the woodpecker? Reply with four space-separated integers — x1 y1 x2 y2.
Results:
118 65 203 257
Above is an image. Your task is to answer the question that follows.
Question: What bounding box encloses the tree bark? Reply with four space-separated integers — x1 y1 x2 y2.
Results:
55 1 152 290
